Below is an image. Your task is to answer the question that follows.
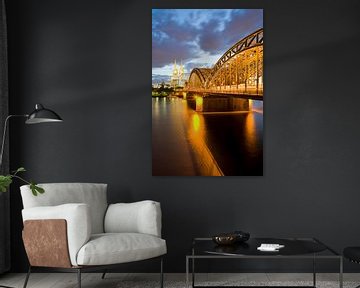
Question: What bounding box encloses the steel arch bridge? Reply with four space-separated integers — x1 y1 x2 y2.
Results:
186 28 263 99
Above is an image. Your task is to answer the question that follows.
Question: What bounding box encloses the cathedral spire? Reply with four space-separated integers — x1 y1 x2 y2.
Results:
170 59 185 88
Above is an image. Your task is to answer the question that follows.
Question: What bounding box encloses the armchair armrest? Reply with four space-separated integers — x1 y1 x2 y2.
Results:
104 200 162 237
22 203 91 266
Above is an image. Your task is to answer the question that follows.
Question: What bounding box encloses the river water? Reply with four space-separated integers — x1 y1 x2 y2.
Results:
152 97 263 176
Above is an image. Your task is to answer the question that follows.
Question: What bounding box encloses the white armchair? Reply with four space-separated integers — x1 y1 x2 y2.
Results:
20 183 166 288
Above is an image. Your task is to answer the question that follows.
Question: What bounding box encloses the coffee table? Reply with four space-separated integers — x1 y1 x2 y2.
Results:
186 237 343 288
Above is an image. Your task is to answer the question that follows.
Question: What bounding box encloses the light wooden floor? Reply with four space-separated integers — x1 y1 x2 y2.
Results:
0 273 359 288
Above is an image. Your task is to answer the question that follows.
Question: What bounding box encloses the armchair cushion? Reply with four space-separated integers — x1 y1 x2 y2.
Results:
22 203 91 266
76 233 167 266
21 183 108 234
104 200 162 237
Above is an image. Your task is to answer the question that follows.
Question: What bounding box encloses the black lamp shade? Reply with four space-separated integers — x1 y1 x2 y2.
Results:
25 104 63 124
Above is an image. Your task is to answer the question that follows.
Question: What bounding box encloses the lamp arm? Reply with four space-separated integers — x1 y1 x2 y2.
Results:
0 114 28 169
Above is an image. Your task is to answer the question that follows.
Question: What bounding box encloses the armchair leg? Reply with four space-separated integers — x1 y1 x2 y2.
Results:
77 269 81 288
160 257 164 288
23 266 31 288
101 270 107 279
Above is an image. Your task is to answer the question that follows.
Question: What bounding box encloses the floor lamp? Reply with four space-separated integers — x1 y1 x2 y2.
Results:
0 103 62 288
0 103 63 167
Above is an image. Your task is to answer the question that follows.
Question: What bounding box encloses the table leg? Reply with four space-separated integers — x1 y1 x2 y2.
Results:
192 246 195 288
192 257 195 288
186 257 189 288
313 254 316 287
339 257 343 288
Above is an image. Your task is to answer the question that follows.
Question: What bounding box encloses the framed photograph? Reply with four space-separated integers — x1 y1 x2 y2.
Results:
152 9 263 176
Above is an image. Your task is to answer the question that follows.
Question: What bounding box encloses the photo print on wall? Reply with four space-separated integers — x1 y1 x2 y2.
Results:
152 9 263 176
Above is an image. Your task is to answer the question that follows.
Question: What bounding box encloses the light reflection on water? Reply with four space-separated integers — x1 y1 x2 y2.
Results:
188 111 223 176
152 97 263 176
192 114 201 132
245 112 258 154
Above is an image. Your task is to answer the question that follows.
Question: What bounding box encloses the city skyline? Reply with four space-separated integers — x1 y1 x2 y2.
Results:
152 9 263 84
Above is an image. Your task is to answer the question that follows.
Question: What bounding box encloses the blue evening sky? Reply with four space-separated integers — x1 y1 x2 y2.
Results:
152 9 263 81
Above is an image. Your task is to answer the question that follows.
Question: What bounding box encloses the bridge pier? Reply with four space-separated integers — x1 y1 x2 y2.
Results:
228 97 250 111
194 96 249 112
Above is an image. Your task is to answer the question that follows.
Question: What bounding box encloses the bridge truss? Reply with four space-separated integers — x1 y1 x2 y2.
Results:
187 28 263 97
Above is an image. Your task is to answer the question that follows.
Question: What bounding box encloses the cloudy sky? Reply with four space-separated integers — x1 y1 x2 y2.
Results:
152 9 263 83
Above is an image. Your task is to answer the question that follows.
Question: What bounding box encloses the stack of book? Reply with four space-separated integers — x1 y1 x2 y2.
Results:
257 243 285 252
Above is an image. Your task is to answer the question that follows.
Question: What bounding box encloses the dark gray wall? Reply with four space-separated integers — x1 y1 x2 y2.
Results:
0 0 10 274
5 0 360 272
